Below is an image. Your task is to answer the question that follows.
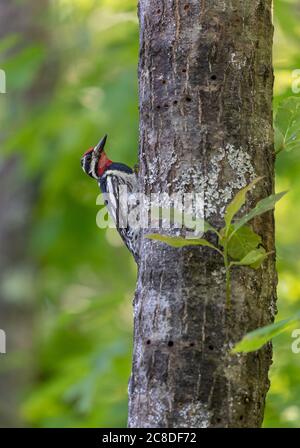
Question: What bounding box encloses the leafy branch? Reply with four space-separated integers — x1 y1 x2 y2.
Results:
147 178 286 308
274 97 300 155
233 311 300 353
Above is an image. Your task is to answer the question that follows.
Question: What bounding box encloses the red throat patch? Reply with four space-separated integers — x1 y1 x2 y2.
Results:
97 152 112 177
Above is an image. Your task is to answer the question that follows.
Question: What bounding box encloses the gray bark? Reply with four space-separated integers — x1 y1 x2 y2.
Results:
128 0 275 428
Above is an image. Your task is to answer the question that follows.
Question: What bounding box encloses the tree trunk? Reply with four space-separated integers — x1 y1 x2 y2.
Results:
128 0 275 428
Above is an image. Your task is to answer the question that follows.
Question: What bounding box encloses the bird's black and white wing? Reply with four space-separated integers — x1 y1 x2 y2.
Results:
99 168 140 263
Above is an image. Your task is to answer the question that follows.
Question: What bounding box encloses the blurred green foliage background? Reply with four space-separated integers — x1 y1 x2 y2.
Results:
0 0 299 428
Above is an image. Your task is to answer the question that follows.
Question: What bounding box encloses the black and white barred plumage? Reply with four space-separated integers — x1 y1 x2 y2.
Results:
81 135 140 263
99 165 140 262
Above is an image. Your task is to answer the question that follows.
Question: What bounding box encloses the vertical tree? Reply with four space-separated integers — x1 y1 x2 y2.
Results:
128 0 275 427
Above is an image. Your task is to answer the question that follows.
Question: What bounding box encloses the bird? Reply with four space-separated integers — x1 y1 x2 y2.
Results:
81 135 140 263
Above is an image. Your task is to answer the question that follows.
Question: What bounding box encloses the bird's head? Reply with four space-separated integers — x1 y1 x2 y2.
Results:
81 134 112 179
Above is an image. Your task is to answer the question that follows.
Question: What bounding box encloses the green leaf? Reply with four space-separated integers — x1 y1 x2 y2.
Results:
248 248 268 269
226 225 262 261
232 191 287 235
224 178 263 233
275 97 300 153
146 234 222 253
230 247 271 269
232 312 300 353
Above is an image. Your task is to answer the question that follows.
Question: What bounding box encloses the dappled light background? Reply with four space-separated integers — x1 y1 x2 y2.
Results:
0 0 299 427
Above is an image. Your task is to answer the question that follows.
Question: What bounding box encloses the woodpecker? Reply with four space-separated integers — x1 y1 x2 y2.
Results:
81 135 140 263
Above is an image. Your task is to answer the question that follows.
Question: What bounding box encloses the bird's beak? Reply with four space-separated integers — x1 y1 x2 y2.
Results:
94 134 107 156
